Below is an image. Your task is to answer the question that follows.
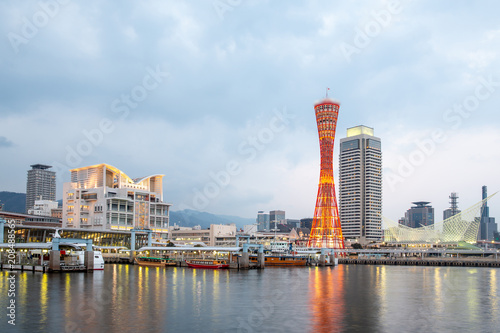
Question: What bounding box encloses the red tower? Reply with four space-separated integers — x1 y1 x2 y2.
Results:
307 98 345 249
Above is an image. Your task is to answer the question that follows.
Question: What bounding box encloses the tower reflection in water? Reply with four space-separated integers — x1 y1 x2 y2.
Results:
309 266 346 332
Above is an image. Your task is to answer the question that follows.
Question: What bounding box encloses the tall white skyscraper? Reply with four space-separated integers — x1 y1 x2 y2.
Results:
339 126 382 241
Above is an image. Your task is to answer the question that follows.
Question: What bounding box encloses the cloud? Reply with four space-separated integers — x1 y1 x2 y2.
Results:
0 136 14 148
0 1 499 222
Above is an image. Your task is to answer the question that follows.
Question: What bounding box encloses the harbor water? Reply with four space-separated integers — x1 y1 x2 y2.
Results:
1 264 499 332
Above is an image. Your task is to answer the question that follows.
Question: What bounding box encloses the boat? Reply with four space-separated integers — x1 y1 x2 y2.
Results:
185 259 229 269
249 255 308 266
74 250 105 270
135 257 177 267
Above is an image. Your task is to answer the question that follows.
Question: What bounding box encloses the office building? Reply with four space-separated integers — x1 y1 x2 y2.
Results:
443 192 461 220
26 164 56 213
480 186 497 241
401 202 434 228
62 164 171 234
256 211 270 231
270 210 285 229
339 125 382 241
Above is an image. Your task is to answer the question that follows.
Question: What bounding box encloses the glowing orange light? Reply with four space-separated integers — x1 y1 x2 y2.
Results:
307 99 345 249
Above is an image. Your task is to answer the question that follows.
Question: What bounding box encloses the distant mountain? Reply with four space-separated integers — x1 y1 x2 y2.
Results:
0 191 256 229
0 191 26 213
169 209 255 229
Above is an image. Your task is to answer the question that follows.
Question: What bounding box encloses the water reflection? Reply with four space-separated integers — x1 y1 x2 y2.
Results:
1 265 499 332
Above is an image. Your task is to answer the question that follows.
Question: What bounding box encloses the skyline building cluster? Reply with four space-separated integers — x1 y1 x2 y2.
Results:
11 91 500 246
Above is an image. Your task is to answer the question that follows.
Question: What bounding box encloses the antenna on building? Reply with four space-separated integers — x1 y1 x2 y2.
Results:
325 87 330 98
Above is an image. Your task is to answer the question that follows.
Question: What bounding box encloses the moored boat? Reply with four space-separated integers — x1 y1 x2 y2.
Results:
185 259 229 269
249 255 308 266
135 257 176 267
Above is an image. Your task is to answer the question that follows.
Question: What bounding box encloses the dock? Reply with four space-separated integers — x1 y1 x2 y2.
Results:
339 257 500 267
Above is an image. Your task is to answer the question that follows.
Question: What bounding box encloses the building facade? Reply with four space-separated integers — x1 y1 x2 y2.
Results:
62 164 171 235
401 202 434 228
339 126 382 241
256 211 270 231
270 210 285 229
26 164 56 213
170 224 237 246
480 186 497 241
28 200 59 217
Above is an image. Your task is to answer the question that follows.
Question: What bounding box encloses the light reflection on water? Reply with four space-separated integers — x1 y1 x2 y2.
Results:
0 265 499 332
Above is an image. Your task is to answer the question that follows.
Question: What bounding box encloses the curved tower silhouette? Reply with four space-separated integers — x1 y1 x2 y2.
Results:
308 98 345 249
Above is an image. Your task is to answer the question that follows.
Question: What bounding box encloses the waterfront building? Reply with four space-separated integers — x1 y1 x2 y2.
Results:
385 194 495 244
443 192 461 220
401 202 434 228
339 125 383 241
28 200 59 217
0 211 61 227
26 164 56 213
170 224 236 246
256 211 270 231
308 97 344 248
62 164 171 236
480 186 497 241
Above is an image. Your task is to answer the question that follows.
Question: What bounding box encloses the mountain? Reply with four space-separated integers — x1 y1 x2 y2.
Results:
0 191 256 229
169 209 255 229
0 191 26 213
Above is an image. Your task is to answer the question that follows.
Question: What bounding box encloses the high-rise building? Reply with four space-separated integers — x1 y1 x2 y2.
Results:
308 98 344 249
480 186 497 241
26 164 56 213
402 202 434 228
270 210 285 229
339 125 382 241
256 211 270 231
62 164 170 234
443 192 461 220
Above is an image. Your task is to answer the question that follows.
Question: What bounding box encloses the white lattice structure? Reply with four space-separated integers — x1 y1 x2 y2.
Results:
384 193 497 244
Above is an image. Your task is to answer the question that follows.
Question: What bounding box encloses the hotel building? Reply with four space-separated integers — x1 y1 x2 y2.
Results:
62 164 171 235
26 164 56 213
339 126 383 241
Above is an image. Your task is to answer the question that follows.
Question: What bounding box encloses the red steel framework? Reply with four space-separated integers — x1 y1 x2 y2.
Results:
307 99 345 249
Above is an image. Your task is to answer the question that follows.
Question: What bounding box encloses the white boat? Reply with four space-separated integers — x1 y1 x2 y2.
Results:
70 244 105 270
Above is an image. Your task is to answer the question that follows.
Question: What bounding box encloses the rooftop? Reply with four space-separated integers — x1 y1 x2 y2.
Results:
346 125 374 137
30 164 52 170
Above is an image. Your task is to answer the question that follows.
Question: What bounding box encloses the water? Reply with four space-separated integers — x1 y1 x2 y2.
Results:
1 265 499 332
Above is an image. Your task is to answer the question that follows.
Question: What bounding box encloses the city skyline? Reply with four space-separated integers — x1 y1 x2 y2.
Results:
0 1 499 222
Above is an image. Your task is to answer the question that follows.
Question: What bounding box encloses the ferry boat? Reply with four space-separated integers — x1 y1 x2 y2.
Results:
135 257 177 267
249 255 308 266
74 250 105 270
185 259 229 269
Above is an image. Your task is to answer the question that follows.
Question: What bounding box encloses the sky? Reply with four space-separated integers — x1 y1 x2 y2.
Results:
0 0 499 223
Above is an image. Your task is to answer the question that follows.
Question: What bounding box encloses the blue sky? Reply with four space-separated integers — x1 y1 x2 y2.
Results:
0 0 499 222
